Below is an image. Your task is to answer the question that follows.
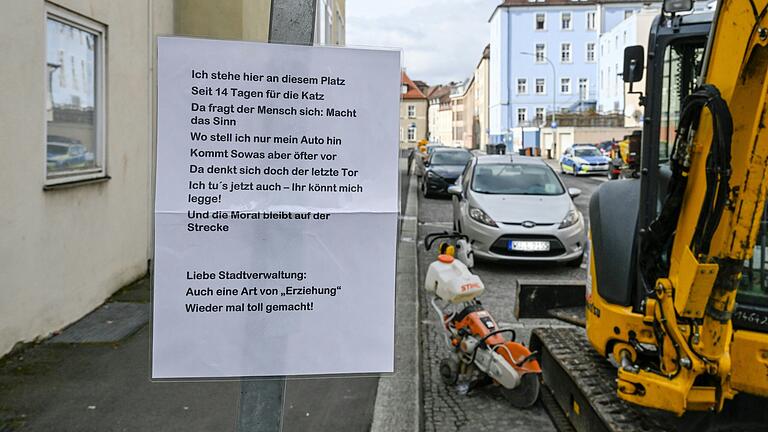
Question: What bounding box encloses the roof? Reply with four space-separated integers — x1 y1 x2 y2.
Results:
476 155 545 165
401 71 427 100
426 85 452 101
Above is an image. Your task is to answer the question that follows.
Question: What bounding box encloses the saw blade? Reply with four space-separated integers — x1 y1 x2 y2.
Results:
500 372 540 408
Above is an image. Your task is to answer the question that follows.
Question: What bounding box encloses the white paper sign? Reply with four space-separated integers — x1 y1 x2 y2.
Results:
153 37 400 378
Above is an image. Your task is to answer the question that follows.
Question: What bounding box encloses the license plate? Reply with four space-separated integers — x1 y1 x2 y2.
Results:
508 240 550 252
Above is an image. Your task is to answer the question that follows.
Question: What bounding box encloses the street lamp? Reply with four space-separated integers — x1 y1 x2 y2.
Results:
520 51 557 158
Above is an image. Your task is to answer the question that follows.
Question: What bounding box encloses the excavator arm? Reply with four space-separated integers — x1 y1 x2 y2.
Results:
616 0 768 414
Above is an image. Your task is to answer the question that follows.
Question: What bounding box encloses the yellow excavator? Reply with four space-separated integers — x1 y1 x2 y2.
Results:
528 1 768 430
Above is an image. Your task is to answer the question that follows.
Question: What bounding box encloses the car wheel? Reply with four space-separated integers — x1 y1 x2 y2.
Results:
422 180 432 198
565 253 584 267
560 163 566 174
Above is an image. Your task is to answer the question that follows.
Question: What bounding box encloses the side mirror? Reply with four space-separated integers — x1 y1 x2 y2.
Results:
623 46 645 83
447 184 463 196
568 188 582 198
424 160 430 167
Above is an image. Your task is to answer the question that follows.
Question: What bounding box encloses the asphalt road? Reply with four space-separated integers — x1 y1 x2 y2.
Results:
417 162 608 432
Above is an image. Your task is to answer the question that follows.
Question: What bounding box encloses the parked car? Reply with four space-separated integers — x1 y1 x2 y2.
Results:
421 147 473 197
415 144 445 177
559 145 611 176
449 155 585 266
47 141 91 171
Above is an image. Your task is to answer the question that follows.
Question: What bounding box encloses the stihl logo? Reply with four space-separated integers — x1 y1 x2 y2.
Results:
461 283 480 292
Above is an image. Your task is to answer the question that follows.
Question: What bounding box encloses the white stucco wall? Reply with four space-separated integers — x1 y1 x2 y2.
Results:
0 0 174 355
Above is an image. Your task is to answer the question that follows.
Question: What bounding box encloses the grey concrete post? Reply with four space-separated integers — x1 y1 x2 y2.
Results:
238 2 316 431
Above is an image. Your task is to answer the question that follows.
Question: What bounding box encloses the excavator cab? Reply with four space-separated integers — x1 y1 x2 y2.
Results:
530 2 768 430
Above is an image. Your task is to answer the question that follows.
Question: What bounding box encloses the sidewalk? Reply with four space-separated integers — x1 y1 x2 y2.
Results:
0 164 420 432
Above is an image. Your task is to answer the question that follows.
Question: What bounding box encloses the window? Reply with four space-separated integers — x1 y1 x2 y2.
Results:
535 13 546 30
407 124 416 141
561 77 571 94
561 12 572 30
46 5 106 185
535 107 545 123
407 104 415 118
578 78 588 100
586 43 595 62
535 43 546 63
561 43 571 63
517 78 528 94
535 78 545 94
586 11 596 30
659 42 706 161
517 108 528 123
401 84 408 94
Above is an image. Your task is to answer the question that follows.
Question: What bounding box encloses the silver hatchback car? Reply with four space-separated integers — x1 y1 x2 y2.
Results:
448 155 586 266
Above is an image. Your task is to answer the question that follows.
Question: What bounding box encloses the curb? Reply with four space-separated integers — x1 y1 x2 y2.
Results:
370 168 420 432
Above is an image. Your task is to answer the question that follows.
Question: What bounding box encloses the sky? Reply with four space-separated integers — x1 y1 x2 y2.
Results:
346 0 500 86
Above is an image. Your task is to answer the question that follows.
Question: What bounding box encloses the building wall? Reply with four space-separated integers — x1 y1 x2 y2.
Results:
489 1 654 148
400 99 427 148
1 0 343 357
474 54 490 148
597 8 657 126
428 101 440 142
175 0 269 41
316 0 345 45
540 126 637 159
462 79 476 149
437 107 453 146
450 95 464 147
0 0 174 356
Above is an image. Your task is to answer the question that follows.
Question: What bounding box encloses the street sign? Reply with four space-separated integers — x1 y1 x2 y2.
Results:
153 37 400 378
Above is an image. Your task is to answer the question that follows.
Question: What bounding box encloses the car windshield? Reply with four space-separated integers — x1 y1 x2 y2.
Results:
47 144 69 156
431 151 472 165
574 147 602 157
472 163 564 195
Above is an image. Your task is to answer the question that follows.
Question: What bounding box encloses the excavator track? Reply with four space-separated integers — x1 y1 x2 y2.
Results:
531 327 768 432
531 327 677 432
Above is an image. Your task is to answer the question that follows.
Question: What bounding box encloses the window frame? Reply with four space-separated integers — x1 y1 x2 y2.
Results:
517 78 528 95
517 107 528 123
535 78 546 95
586 42 596 63
45 4 107 187
560 42 572 63
535 12 546 31
586 11 596 31
560 12 572 31
407 124 417 141
578 78 589 100
407 104 416 118
534 43 546 63
561 77 572 94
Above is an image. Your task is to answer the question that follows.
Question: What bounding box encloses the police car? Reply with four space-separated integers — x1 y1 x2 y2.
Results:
559 145 611 176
